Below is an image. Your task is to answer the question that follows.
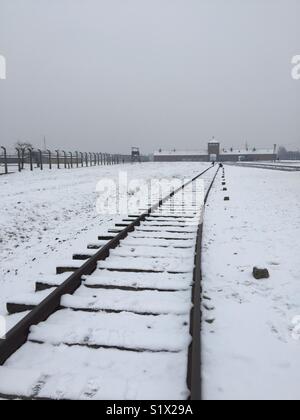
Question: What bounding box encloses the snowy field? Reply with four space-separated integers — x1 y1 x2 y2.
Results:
0 162 214 400
1 162 300 400
0 162 207 316
202 165 300 400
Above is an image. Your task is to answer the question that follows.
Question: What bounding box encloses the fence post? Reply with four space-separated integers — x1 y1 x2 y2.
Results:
15 148 22 172
80 152 84 167
38 149 43 170
28 148 33 171
47 150 52 169
21 148 26 170
69 152 73 168
97 153 100 165
75 151 79 168
55 150 60 169
63 151 67 168
85 152 88 167
1 146 8 174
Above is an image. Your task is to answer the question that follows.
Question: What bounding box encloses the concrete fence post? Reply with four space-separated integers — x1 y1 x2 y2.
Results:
1 146 8 174
28 148 33 171
55 150 60 169
38 149 43 170
47 150 52 169
15 148 22 172
62 151 67 169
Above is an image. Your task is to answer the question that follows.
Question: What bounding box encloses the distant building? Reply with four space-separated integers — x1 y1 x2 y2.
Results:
154 142 277 162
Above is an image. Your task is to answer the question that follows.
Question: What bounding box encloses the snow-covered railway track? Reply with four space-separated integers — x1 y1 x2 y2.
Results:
227 162 300 172
0 165 219 400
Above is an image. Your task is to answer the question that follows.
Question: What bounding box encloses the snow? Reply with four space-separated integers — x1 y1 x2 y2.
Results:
61 288 192 315
0 343 189 400
7 289 54 307
97 255 194 273
3 159 299 399
83 271 192 291
0 162 207 316
0 162 218 400
28 309 190 352
202 165 300 400
2 161 299 400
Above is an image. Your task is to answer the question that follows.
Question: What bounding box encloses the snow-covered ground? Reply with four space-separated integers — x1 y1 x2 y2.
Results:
202 165 300 400
0 163 215 400
1 161 299 400
0 163 207 316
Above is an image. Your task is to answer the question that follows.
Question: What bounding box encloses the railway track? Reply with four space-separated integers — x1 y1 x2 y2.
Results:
0 165 220 400
227 162 300 172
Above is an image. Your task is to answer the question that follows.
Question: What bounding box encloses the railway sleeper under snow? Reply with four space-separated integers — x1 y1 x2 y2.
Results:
121 237 195 248
109 245 194 259
0 343 189 400
35 273 75 291
97 255 194 273
27 309 191 353
83 270 192 291
61 288 191 316
7 287 191 316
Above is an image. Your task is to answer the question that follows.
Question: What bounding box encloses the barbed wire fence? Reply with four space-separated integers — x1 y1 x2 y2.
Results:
0 146 148 175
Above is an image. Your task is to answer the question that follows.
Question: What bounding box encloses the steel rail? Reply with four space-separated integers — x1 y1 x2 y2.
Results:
187 166 220 400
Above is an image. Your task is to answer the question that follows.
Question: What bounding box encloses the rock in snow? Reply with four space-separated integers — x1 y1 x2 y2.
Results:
253 267 270 280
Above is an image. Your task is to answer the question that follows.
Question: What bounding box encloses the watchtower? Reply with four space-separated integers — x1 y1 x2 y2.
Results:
208 139 220 161
131 147 141 163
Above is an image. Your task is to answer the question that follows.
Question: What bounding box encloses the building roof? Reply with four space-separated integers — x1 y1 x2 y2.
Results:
154 149 207 156
221 148 275 155
154 146 276 157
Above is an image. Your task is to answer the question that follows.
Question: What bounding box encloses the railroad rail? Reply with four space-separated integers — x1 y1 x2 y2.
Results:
0 165 220 400
226 162 300 172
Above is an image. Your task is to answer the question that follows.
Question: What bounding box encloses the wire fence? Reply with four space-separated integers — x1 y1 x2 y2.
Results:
0 147 148 175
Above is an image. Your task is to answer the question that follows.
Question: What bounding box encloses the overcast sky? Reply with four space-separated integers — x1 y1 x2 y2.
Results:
0 0 299 153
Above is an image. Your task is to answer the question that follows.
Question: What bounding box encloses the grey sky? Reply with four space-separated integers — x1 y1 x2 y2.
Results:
0 0 299 153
